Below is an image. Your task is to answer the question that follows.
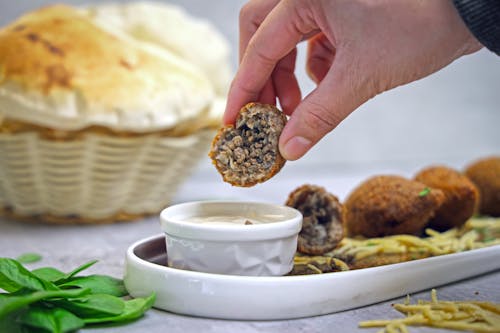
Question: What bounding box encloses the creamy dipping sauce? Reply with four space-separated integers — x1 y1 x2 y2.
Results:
186 213 286 226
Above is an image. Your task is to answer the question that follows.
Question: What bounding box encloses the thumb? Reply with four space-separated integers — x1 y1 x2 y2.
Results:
279 62 370 161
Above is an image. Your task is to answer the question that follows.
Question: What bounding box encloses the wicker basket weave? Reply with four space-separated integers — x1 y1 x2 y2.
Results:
0 129 213 224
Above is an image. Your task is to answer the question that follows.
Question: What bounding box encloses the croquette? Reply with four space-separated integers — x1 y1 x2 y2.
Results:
414 165 479 231
288 257 349 275
209 103 287 187
465 156 500 217
342 252 431 270
286 184 344 255
344 175 445 238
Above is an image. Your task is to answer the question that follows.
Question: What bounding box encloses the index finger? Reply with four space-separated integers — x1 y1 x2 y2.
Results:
239 0 280 62
224 1 317 124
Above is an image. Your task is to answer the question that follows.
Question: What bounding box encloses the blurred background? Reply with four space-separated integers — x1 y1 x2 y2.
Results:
2 0 498 198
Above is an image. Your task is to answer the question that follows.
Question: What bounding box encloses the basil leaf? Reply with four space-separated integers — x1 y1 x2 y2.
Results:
84 293 156 324
16 254 42 264
0 288 90 319
32 267 65 283
0 258 58 292
18 305 84 333
59 275 127 296
51 294 125 318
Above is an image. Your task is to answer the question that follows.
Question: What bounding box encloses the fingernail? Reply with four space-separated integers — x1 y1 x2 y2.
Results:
281 136 312 161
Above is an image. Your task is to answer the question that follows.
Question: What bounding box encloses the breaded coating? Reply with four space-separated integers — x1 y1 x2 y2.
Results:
286 185 344 255
289 256 349 275
465 156 500 217
414 165 479 231
344 175 445 238
209 103 287 187
345 253 430 270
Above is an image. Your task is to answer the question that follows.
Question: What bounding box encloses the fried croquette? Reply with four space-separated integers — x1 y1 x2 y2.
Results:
288 257 349 275
344 175 445 238
344 253 431 270
209 103 287 187
286 185 344 255
465 156 500 217
414 166 479 231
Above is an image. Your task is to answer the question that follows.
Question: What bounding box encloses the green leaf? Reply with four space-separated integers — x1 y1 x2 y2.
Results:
0 259 156 331
0 308 25 333
418 187 431 197
59 275 127 297
84 293 156 324
51 294 125 319
17 305 84 333
7 287 38 298
16 254 42 264
57 260 98 283
32 267 66 283
0 258 58 292
0 288 90 319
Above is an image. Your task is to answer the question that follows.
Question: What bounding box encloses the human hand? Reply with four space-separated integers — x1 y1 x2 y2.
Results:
224 0 482 160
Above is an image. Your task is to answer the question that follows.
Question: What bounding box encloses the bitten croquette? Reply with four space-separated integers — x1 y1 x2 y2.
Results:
286 184 344 255
415 165 479 231
344 175 445 238
465 156 500 217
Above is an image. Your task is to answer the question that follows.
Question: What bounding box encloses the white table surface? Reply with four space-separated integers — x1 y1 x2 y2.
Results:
1 164 499 333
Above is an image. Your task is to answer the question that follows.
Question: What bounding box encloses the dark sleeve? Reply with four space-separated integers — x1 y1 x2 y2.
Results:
452 0 500 55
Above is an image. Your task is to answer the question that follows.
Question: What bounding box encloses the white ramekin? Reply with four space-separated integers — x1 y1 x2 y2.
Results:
159 201 302 276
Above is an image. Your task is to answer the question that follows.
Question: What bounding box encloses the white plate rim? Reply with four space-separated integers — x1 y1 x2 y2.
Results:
124 234 500 320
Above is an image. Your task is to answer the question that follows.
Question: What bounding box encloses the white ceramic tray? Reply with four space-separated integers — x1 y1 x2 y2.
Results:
124 234 500 320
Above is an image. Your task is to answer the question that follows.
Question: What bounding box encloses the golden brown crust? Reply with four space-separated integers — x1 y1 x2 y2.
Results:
0 5 164 103
209 102 286 187
82 2 233 97
346 252 431 270
344 175 445 238
289 256 350 275
0 5 213 131
465 156 500 217
286 184 344 255
414 165 479 231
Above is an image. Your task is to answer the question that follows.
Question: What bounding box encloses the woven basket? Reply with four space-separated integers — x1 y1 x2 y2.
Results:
0 129 213 224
